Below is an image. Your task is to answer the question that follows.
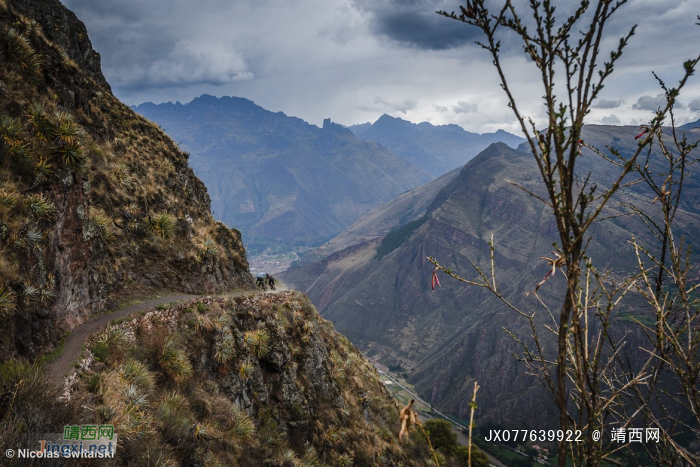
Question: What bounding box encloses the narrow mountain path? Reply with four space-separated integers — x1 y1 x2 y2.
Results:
45 288 282 382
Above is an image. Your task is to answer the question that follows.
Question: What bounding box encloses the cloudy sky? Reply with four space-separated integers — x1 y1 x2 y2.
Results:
62 0 700 133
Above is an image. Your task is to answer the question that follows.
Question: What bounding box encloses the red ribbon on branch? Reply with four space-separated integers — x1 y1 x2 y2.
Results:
431 267 441 291
635 125 651 140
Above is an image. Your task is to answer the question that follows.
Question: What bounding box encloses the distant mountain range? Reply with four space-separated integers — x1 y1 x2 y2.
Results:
680 117 700 130
349 114 524 176
280 124 700 427
134 96 433 255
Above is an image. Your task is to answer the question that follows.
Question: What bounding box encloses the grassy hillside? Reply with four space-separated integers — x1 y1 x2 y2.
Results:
1 293 441 466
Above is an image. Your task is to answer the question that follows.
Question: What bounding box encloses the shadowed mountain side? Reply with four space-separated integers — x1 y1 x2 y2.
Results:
133 98 433 254
280 139 700 427
350 114 525 176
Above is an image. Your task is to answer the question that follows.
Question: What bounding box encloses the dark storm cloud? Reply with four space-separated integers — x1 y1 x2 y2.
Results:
453 101 477 114
62 0 253 89
690 99 700 113
593 99 624 109
60 0 700 131
600 115 621 125
633 94 684 111
352 0 480 49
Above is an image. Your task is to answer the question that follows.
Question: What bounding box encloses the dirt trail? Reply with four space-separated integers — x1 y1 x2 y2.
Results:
45 285 291 382
46 292 198 382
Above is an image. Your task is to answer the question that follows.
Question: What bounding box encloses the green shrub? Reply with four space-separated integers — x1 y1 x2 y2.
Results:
0 284 17 319
92 341 109 362
157 392 191 442
118 359 154 393
158 337 192 384
244 328 270 359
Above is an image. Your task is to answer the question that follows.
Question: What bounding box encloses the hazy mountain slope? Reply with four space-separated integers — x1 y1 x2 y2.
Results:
297 167 461 266
281 127 700 426
133 98 433 254
680 118 700 130
350 114 524 176
0 0 252 361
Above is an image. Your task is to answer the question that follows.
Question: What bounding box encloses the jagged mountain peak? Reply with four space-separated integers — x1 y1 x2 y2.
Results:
349 113 525 176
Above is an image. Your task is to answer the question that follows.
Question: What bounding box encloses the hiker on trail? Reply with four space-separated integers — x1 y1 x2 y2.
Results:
267 274 275 291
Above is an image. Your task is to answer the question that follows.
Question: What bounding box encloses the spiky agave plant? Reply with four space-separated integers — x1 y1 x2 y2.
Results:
200 238 219 257
213 330 235 364
325 425 347 446
0 189 18 209
109 162 133 190
0 115 22 149
22 281 39 303
34 157 53 178
2 28 41 74
57 140 84 171
195 313 215 333
244 328 271 359
0 284 17 319
278 449 300 467
122 384 148 407
23 193 55 220
26 102 55 142
118 359 155 394
157 391 191 442
145 213 175 239
23 227 43 248
158 337 193 384
226 405 255 443
238 360 254 380
90 208 113 241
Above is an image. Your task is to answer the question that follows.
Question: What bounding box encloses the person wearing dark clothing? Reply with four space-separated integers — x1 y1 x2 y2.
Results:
267 274 275 291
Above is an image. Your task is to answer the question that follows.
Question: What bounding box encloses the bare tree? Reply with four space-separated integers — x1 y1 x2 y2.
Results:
429 2 700 466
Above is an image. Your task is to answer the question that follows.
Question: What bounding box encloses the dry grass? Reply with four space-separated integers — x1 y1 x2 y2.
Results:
65 293 435 465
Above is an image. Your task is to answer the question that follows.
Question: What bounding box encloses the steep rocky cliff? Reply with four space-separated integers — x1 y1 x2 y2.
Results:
2 292 438 466
0 0 253 361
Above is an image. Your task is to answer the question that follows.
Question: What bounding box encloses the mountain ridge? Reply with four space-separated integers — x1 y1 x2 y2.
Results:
280 128 700 427
133 97 434 257
349 113 525 176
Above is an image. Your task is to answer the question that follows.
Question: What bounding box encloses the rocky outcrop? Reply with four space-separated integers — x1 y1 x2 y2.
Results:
58 292 435 466
0 0 253 360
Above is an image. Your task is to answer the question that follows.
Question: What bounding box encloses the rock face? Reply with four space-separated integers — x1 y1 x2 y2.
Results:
350 114 525 176
56 293 436 466
282 133 700 427
0 0 253 360
133 97 434 255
